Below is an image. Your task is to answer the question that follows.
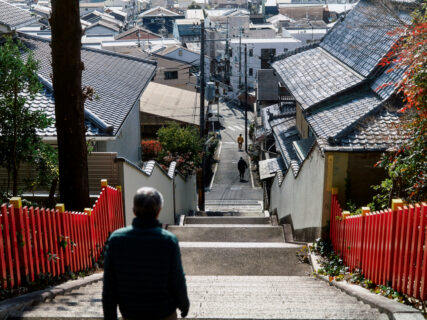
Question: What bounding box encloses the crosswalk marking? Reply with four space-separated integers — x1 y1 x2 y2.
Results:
227 126 236 131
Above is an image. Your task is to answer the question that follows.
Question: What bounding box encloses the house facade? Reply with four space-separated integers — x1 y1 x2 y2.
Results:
229 36 301 95
19 33 156 164
257 0 413 241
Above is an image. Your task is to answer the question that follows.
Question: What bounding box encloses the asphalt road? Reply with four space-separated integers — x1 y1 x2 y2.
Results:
205 101 262 203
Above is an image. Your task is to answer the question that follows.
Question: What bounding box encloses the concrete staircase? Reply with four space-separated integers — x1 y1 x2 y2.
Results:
10 211 389 319
168 214 308 276
167 212 388 319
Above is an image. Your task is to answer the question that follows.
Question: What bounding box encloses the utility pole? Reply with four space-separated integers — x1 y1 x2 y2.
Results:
225 19 229 85
238 27 242 90
244 44 248 152
199 19 206 212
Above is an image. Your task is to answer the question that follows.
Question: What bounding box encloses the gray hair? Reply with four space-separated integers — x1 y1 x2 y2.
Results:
133 187 164 219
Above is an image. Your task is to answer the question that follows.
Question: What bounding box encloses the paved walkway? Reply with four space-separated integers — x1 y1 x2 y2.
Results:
205 102 262 204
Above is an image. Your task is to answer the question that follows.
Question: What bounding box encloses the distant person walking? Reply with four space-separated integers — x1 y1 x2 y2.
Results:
237 134 244 151
237 157 248 181
103 187 190 320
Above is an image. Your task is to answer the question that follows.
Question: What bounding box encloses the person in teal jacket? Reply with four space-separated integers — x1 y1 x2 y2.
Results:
102 187 190 320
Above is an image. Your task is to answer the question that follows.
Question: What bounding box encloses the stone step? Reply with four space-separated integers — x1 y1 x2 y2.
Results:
180 247 311 276
11 276 388 319
185 216 271 225
168 226 285 242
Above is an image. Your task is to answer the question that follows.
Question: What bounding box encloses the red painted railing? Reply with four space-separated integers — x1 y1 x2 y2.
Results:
330 191 427 300
0 180 124 289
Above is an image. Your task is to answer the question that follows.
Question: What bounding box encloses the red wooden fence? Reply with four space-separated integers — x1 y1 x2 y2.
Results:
330 190 427 300
0 179 124 289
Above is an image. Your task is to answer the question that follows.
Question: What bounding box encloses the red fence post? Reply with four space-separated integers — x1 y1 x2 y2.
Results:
414 203 426 299
359 207 369 271
29 207 40 280
116 185 124 228
419 203 427 301
0 205 8 288
10 198 27 285
390 199 403 289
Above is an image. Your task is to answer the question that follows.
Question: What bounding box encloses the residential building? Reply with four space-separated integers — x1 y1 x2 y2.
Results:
139 6 184 35
173 18 201 44
84 20 121 36
79 2 105 16
140 82 202 136
19 32 156 163
0 0 38 35
257 0 413 241
229 36 301 95
114 26 161 40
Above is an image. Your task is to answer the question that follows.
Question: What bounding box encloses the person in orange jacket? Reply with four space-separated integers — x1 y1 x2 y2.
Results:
237 134 244 151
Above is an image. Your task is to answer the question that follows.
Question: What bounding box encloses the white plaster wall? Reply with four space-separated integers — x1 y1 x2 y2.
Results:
175 174 197 216
104 100 141 163
229 38 302 94
120 162 175 225
270 145 325 235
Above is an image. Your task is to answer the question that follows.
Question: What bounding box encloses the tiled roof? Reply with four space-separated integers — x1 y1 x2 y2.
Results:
371 64 407 101
320 0 409 77
23 85 106 138
259 157 286 180
0 0 38 30
272 47 364 110
261 103 296 135
323 107 405 152
306 91 382 142
271 118 301 176
19 33 156 136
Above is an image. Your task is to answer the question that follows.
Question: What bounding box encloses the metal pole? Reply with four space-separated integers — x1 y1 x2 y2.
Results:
244 44 248 152
199 20 205 211
238 27 242 90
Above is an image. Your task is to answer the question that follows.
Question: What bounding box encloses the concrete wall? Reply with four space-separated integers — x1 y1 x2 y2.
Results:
175 173 197 216
118 160 197 226
269 145 325 241
98 100 141 163
229 38 301 94
152 56 197 91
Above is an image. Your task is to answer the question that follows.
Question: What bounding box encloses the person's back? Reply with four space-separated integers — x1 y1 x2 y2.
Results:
103 187 189 320
238 158 247 172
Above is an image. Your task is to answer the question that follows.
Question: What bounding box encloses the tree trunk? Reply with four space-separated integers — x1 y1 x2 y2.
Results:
50 0 89 211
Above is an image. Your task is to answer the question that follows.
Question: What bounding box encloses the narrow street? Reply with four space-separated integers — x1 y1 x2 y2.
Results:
8 101 388 319
205 100 263 212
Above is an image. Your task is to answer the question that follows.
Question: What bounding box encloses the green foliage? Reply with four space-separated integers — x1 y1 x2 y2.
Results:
157 122 203 175
0 37 52 196
373 6 427 204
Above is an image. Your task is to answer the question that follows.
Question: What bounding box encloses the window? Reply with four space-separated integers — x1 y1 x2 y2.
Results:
164 71 178 80
249 48 253 57
229 48 233 57
178 49 183 56
283 48 288 52
249 68 253 76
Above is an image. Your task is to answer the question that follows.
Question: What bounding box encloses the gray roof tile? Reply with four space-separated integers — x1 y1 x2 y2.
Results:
320 0 410 77
306 91 382 141
371 64 407 100
0 0 37 30
261 103 296 135
328 107 405 151
272 47 364 110
19 33 156 136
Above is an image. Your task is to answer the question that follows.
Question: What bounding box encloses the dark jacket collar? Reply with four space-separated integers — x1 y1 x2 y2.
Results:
132 216 162 229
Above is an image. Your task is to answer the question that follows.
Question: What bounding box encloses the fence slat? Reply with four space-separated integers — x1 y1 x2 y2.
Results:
0 206 8 288
330 196 427 300
414 204 426 299
29 207 40 279
407 205 420 296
